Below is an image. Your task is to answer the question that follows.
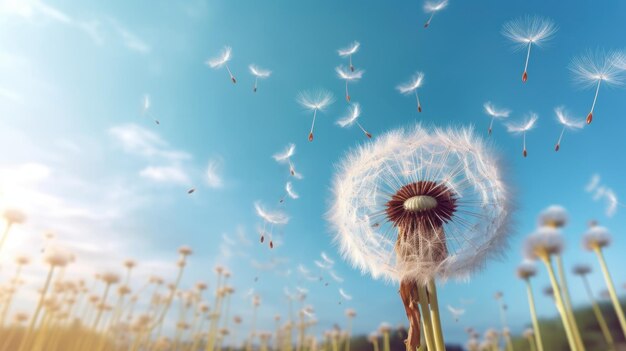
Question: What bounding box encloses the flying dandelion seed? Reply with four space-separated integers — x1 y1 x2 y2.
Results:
254 201 289 249
338 41 360 72
553 106 584 152
397 72 425 113
280 182 299 203
329 124 511 351
339 288 352 301
272 143 303 179
337 103 372 139
187 188 195 194
297 90 335 142
314 260 331 270
446 305 465 322
483 102 511 135
329 270 344 283
506 112 538 157
586 174 600 193
336 66 364 103
249 64 271 92
141 94 160 125
321 252 335 265
569 50 625 124
423 0 449 28
206 46 237 84
502 15 557 83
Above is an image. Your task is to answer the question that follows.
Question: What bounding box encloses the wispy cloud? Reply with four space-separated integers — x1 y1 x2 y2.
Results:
109 124 190 162
108 18 151 54
206 158 224 188
0 86 23 103
140 165 190 184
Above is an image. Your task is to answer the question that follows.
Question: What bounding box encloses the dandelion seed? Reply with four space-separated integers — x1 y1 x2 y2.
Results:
249 64 271 92
280 182 299 203
297 90 335 142
187 188 195 194
328 124 511 351
338 41 360 72
255 202 289 249
336 66 364 103
569 50 625 124
337 103 372 138
585 174 600 193
339 288 352 301
314 260 331 270
423 0 448 28
483 102 511 135
141 94 160 125
329 270 344 283
397 72 425 113
502 16 557 83
506 112 538 157
321 252 335 265
553 106 584 151
446 305 465 322
206 46 237 84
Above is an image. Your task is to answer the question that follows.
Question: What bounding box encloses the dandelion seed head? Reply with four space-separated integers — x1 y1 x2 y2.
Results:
206 46 232 68
337 103 361 128
15 255 30 265
336 66 364 81
338 41 360 57
297 90 335 111
249 64 271 78
538 205 569 228
178 245 193 257
397 72 425 94
506 113 538 133
2 208 26 224
523 226 563 260
502 15 557 48
44 246 72 267
101 271 121 285
554 107 585 130
483 102 511 119
424 0 448 13
569 49 625 88
516 260 537 280
523 328 534 339
328 124 512 284
583 225 611 250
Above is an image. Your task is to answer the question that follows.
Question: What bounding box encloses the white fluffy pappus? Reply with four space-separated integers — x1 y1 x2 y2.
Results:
423 0 449 28
484 101 511 135
327 124 512 285
297 90 335 142
254 201 289 225
537 204 569 228
582 225 612 251
523 226 564 260
397 72 425 113
249 64 271 92
339 288 352 300
336 103 372 139
506 112 538 157
336 66 364 102
321 252 335 265
273 143 296 163
206 46 237 83
285 182 299 200
516 259 537 279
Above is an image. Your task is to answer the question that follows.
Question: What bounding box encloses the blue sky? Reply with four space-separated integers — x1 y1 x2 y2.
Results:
2 0 626 346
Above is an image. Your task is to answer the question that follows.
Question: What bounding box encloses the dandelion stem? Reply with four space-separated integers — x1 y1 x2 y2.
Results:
0 223 13 254
382 330 390 351
528 335 537 351
580 274 615 350
427 280 446 351
416 285 436 351
415 91 422 113
17 264 56 351
524 279 544 351
539 255 579 351
555 254 585 351
593 246 626 338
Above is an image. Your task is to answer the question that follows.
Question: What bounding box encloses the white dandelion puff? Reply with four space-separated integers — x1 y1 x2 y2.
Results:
423 0 449 28
569 49 625 124
583 225 612 251
336 65 364 103
141 94 160 125
206 46 236 84
502 15 557 83
397 72 425 113
553 106 584 152
447 305 465 322
321 252 335 265
523 227 564 261
339 288 352 301
483 102 511 135
297 90 335 142
249 64 271 92
538 205 569 228
338 41 360 72
506 112 538 157
337 103 372 139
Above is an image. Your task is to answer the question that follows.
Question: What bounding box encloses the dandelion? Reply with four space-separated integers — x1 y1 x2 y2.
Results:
484 102 511 135
517 260 544 351
207 46 237 84
397 72 425 112
573 264 614 349
524 227 583 351
549 106 585 151
446 305 464 322
141 94 160 125
378 323 392 351
328 124 511 351
344 309 357 351
569 50 625 124
523 329 537 351
336 66 364 103
583 223 626 338
297 90 335 142
336 103 372 139
255 201 289 249
502 16 557 83
280 182 299 203
367 332 380 351
249 64 271 92
338 41 360 72
1 208 26 254
537 205 568 228
423 0 448 28
506 112 538 157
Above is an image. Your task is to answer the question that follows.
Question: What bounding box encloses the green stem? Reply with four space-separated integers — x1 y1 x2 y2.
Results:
427 279 446 351
17 264 55 351
555 254 585 351
594 247 626 339
524 279 544 351
581 275 614 350
417 285 435 351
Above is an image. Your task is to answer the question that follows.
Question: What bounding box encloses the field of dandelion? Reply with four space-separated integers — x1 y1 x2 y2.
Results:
3 1 626 351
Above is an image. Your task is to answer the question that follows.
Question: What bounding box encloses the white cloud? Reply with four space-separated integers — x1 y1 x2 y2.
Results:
0 86 23 103
109 124 190 162
140 165 190 184
109 19 151 54
206 158 224 188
